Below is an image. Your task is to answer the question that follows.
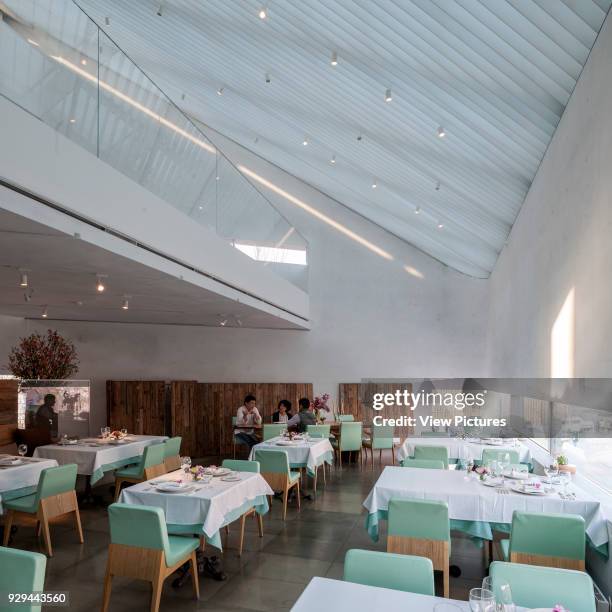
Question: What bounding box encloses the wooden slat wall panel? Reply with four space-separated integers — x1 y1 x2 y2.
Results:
0 380 18 445
339 382 415 439
106 381 166 435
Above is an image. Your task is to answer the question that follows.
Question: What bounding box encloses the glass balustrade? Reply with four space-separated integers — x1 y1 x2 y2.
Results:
0 0 308 292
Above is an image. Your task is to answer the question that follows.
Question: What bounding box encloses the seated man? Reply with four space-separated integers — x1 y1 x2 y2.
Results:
235 394 262 448
287 397 317 433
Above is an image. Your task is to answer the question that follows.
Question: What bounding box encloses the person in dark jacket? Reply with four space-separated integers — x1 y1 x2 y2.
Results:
287 397 317 433
272 399 292 423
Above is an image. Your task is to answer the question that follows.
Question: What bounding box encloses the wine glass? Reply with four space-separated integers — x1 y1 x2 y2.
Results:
100 426 106 439
481 575 492 593
498 583 516 612
120 427 128 437
499 452 511 485
17 444 27 458
469 588 495 612
544 461 559 484
559 471 572 496
180 456 192 473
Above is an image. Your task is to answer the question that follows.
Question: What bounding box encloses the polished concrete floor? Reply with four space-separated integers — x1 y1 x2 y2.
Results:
6 458 487 611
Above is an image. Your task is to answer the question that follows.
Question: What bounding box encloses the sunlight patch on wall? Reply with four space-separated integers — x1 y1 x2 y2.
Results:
551 288 575 378
404 264 424 279
234 242 307 265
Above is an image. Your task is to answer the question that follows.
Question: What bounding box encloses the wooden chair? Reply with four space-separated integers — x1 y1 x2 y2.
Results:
331 422 362 467
103 503 199 612
254 449 300 520
114 443 167 501
362 424 395 469
500 511 585 570
163 436 182 472
221 459 264 555
387 498 451 598
2 464 83 557
0 547 47 612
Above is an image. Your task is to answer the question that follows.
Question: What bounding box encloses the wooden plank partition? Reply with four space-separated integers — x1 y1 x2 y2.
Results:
339 382 415 439
106 381 166 435
0 379 18 448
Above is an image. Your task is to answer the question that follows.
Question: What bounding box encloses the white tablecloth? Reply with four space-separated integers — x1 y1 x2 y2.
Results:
397 436 532 464
0 456 58 512
291 577 472 611
33 435 167 483
119 469 274 541
363 466 609 548
249 437 334 475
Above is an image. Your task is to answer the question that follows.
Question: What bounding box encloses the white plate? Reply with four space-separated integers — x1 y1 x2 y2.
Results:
59 439 79 445
204 467 231 477
108 438 127 444
481 477 502 487
503 470 529 480
155 482 189 493
276 440 300 446
221 475 241 482
0 458 22 466
510 484 549 496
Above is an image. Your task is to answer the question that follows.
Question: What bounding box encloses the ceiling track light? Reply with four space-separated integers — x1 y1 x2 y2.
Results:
96 274 107 292
27 38 39 47
414 206 421 215
121 296 130 310
384 88 392 102
217 87 224 96
435 180 441 191
437 126 446 138
302 137 309 146
265 73 271 84
371 179 377 189
156 1 164 17
437 221 444 229
19 271 28 287
258 6 268 19
104 16 110 26
357 134 363 142
330 51 338 66
218 314 228 327
330 155 336 164
42 306 48 319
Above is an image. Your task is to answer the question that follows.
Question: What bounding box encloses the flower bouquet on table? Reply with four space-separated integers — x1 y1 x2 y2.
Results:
109 430 127 440
472 465 490 481
189 465 207 481
282 430 302 441
313 393 332 423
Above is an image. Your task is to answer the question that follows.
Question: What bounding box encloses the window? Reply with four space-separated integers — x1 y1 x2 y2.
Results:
234 242 307 266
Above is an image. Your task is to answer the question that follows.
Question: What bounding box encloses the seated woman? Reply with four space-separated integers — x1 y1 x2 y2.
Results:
272 399 292 423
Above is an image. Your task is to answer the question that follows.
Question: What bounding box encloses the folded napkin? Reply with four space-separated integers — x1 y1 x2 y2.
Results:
510 469 528 480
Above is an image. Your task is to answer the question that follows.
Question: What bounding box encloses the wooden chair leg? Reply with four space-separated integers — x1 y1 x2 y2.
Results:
238 514 246 556
199 535 206 551
295 480 301 511
101 562 113 612
113 479 123 502
2 510 13 546
257 512 264 537
74 495 84 543
379 449 382 466
313 467 318 499
150 574 163 612
190 551 200 599
41 513 53 557
443 561 449 598
392 446 395 465
224 525 230 535
282 487 289 521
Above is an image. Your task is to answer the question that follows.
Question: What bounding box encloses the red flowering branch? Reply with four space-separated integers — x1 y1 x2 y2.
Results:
6 330 79 379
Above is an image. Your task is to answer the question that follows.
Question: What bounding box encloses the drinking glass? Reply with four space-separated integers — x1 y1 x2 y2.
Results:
181 456 192 472
120 427 128 437
544 461 559 483
498 583 516 612
100 426 106 438
559 471 571 495
481 575 492 593
17 444 27 457
469 588 495 612
500 452 511 485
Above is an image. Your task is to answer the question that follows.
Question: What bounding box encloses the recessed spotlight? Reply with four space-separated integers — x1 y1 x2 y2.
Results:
357 134 363 141
198 205 203 210
27 38 39 47
215 175 220 181
371 179 377 189
156 2 164 17
217 87 224 96
302 137 309 146
181 93 186 100
80 58 87 66
19 272 28 288
219 314 228 326
96 274 107 292
330 155 336 164
435 180 441 191
42 306 48 318
330 51 338 66
384 88 392 102
121 297 129 310
104 16 110 26
69 118 76 124
437 126 446 138
414 206 421 215
437 221 444 229
258 7 267 19
265 73 271 84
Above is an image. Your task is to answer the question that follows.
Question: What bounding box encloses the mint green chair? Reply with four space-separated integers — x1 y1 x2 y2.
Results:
344 549 434 595
362 424 395 469
163 436 182 471
104 503 199 611
338 414 354 422
0 547 47 611
222 459 260 472
500 511 585 570
254 449 300 520
114 442 166 501
387 498 450 597
263 423 285 441
490 561 595 612
3 464 82 557
401 458 445 469
222 460 264 554
481 448 520 466
307 424 331 438
414 445 449 469
331 422 363 467
421 431 450 437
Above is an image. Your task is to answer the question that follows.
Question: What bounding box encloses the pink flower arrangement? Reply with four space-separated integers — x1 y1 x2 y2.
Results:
189 465 206 480
7 330 79 379
313 393 330 410
553 605 568 612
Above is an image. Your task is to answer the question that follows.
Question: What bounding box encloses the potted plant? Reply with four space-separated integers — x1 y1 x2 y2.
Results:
556 455 576 474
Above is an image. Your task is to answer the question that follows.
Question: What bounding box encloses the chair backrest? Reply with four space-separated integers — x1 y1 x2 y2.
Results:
36 463 77 502
307 424 331 438
339 422 363 451
254 449 290 475
413 445 449 469
108 503 170 557
388 498 450 542
343 549 434 595
490 561 595 612
222 459 260 473
232 416 237 426
338 414 354 422
420 431 450 437
371 424 395 449
142 442 166 470
263 424 285 441
509 511 585 561
0 546 46 611
401 458 445 470
163 436 182 458
481 448 520 465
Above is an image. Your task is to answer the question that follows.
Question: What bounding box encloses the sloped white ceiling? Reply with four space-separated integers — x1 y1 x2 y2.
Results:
13 0 612 276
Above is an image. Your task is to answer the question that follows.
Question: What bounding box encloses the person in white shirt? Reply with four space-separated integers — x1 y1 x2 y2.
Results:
235 394 262 448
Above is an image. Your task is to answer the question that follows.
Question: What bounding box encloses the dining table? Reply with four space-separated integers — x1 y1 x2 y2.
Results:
363 466 609 555
397 436 532 465
118 468 274 549
0 454 58 513
291 577 477 611
32 434 167 484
